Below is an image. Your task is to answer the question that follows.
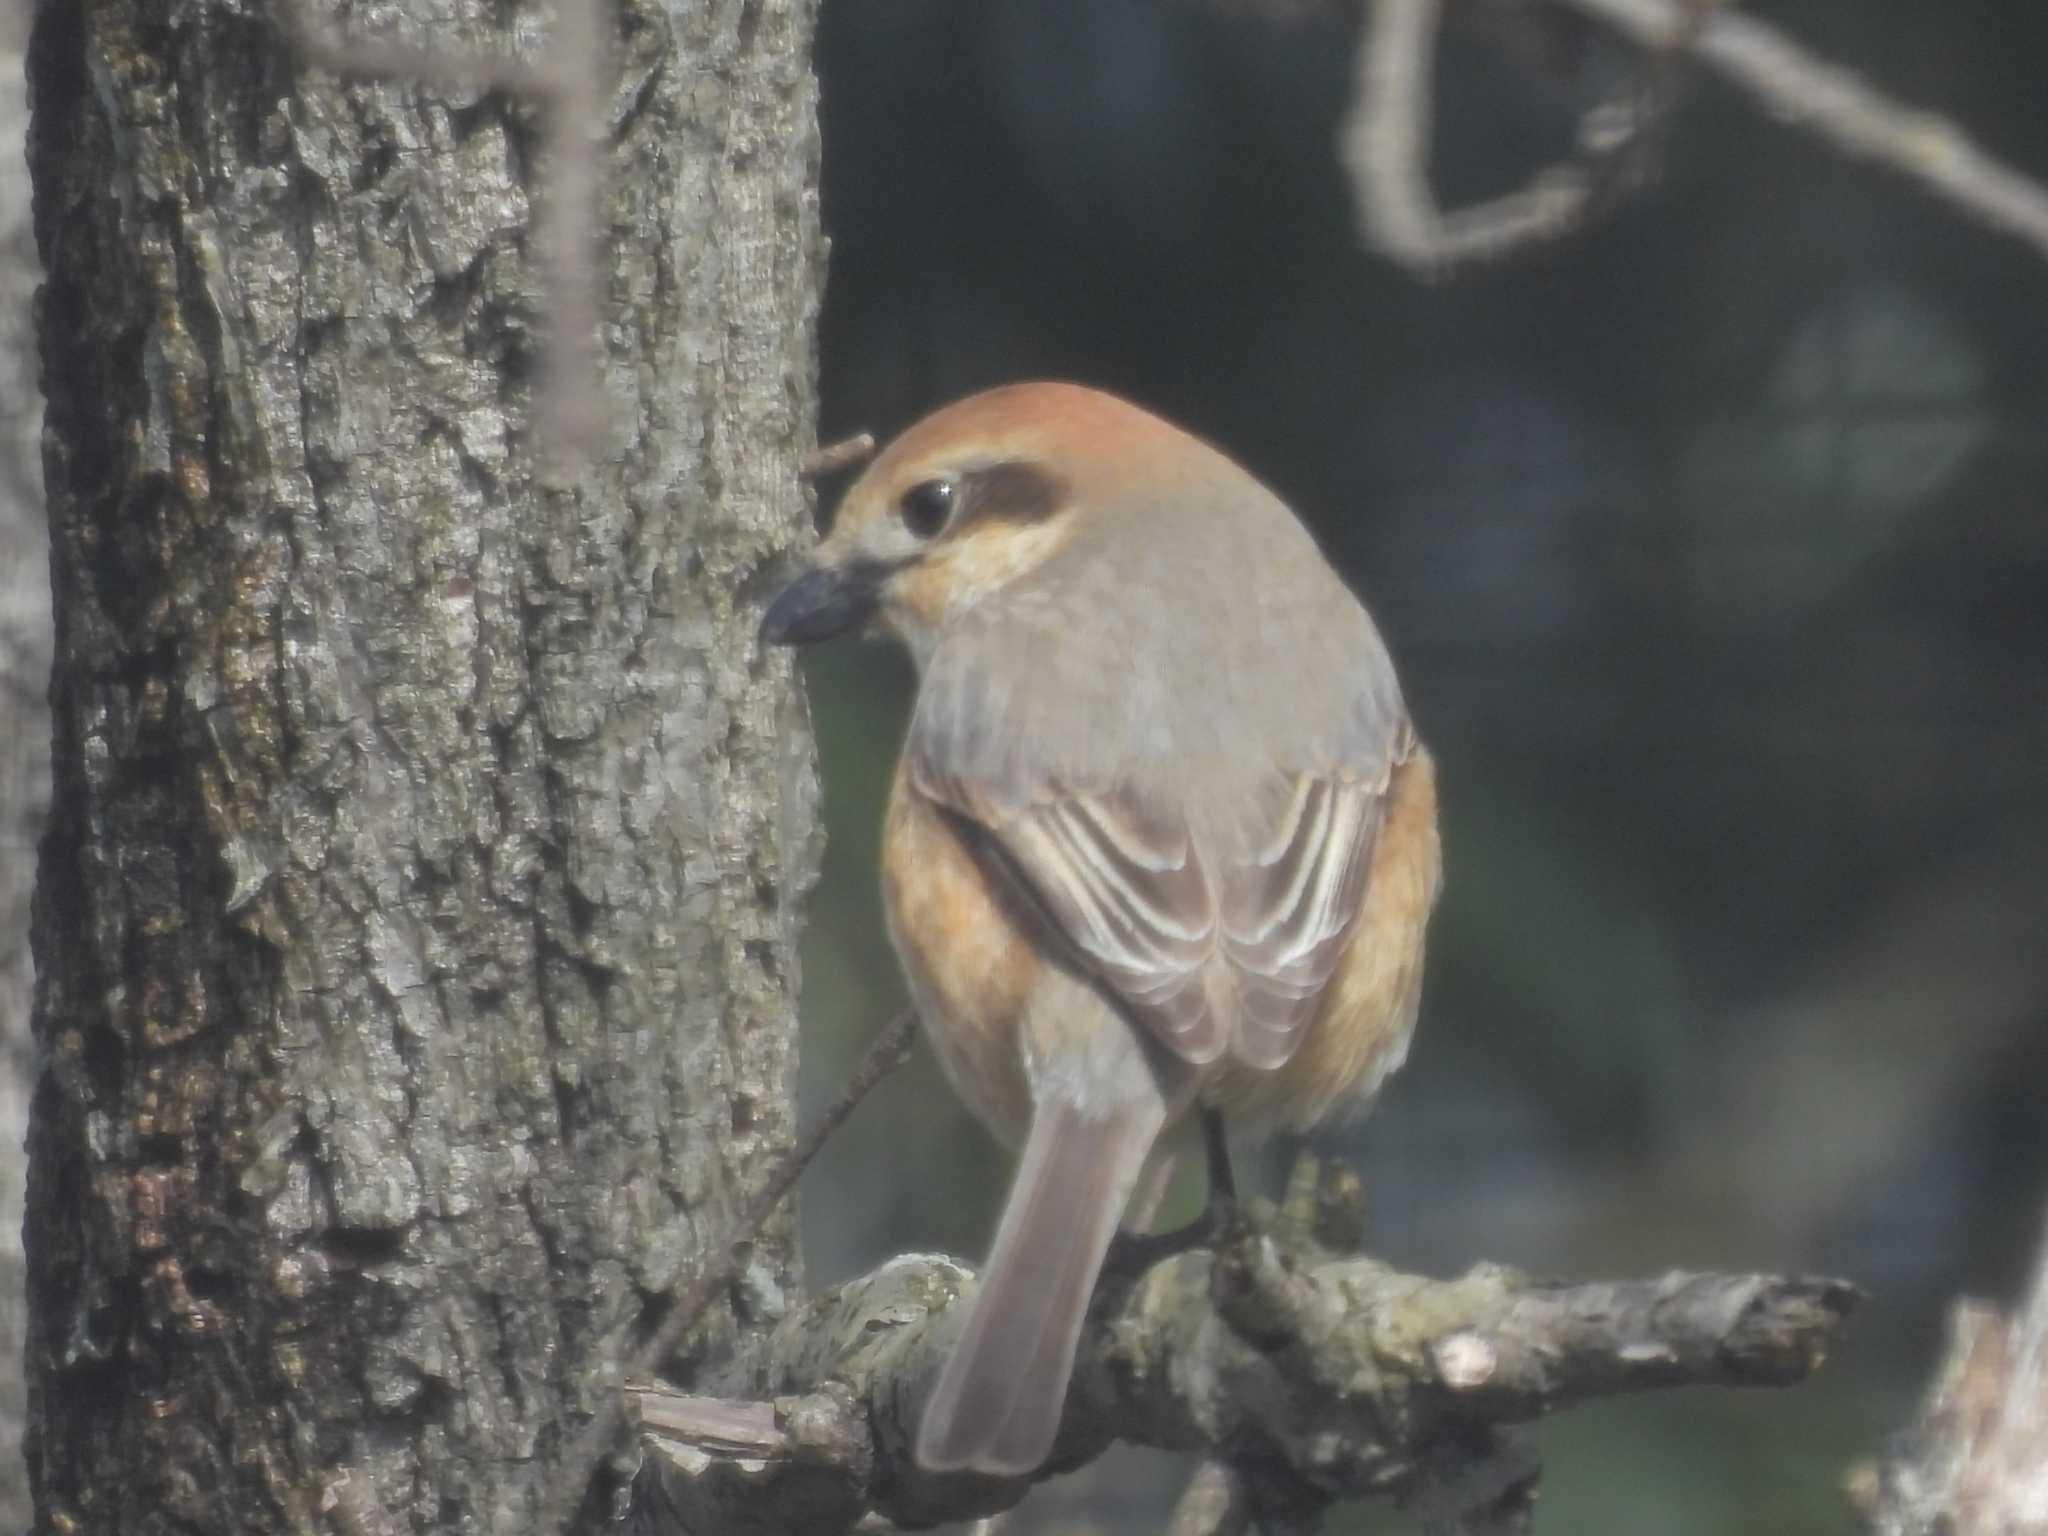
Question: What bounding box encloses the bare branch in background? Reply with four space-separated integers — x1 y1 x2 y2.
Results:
1344 0 1713 272
1567 0 2048 259
1346 0 2048 270
1345 0 1576 270
287 0 606 469
288 6 562 97
530 0 605 471
1850 1208 2048 1536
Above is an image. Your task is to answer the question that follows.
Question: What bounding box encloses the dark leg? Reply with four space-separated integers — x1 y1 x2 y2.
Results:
1106 1108 1238 1274
1201 1106 1236 1204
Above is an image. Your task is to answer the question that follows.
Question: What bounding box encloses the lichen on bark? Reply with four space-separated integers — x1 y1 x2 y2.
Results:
23 0 824 1530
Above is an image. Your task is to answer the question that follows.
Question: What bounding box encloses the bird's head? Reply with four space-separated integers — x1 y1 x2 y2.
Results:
759 382 1188 663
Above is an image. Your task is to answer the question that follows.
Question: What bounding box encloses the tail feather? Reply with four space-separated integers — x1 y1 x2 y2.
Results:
916 1094 1163 1475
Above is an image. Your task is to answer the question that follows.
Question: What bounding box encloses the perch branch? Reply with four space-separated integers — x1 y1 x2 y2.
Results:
626 1158 1859 1533
541 1009 922 1536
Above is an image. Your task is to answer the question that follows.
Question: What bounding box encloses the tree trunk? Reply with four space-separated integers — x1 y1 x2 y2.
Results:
22 0 822 1529
2 1 51 1521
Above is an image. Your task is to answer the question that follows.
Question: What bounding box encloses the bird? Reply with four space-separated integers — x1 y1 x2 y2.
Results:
759 382 1441 1478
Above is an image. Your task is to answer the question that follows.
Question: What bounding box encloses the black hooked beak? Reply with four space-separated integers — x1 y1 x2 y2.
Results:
758 559 889 647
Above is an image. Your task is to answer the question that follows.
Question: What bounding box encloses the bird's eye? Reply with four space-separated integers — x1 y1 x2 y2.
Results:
898 479 956 540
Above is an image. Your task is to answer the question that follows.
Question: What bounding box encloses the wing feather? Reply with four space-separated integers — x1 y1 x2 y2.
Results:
913 763 1230 1063
912 753 1400 1072
909 623 1414 1072
1222 776 1386 1069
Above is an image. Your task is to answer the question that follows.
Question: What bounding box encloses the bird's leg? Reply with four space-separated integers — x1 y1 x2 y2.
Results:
1201 1105 1237 1205
1105 1108 1239 1275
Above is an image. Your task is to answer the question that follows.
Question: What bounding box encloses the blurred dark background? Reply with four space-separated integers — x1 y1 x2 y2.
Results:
791 2 2048 1531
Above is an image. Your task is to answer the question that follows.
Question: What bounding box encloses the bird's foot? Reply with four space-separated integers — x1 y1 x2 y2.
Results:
1106 1107 1243 1277
1105 1196 1237 1277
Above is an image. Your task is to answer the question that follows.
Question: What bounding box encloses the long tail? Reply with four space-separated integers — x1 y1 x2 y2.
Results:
915 1093 1164 1475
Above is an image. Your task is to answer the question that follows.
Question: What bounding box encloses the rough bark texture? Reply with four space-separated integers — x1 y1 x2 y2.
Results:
627 1163 1859 1533
22 0 822 1529
3 0 51 1522
1853 1214 2048 1536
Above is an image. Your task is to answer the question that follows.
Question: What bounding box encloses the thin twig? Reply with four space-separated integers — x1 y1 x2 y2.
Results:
1345 0 1570 270
537 1007 922 1535
532 0 606 476
801 432 878 481
286 0 609 466
1346 0 2048 271
1343 0 1708 272
286 3 562 101
1346 0 1494 269
1559 0 2048 263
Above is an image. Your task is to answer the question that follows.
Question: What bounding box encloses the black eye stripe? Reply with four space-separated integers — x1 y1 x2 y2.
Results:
958 461 1066 527
895 461 1070 543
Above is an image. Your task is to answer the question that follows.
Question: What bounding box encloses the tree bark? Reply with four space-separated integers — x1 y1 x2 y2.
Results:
1852 1210 2048 1536
2 3 51 1522
22 0 822 1530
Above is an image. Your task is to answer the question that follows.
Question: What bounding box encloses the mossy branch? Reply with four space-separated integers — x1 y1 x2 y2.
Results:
621 1158 1858 1534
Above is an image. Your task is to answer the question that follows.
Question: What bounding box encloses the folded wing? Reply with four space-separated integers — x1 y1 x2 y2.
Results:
1219 773 1386 1069
911 746 1404 1071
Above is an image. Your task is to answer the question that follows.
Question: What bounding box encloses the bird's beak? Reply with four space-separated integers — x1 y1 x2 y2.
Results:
758 560 886 647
